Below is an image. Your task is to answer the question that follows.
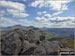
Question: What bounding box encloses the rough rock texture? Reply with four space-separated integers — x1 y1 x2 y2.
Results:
20 40 37 55
1 32 22 55
40 40 59 55
33 45 46 55
1 28 59 55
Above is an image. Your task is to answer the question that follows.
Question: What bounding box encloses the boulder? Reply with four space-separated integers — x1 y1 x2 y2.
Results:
1 28 59 55
1 28 39 55
20 40 37 55
1 32 22 55
40 40 59 55
33 45 46 55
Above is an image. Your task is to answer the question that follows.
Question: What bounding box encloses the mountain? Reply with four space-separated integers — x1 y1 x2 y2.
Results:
0 25 27 33
41 28 74 37
0 25 74 37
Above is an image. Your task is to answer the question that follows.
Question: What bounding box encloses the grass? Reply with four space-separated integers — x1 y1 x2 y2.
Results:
45 34 54 40
45 32 60 40
60 38 74 50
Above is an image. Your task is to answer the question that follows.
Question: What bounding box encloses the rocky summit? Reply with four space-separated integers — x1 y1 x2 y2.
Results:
1 28 60 56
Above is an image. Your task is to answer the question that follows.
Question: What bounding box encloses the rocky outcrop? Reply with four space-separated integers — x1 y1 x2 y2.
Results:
20 40 37 55
40 40 59 55
1 32 22 55
34 45 46 55
1 28 59 55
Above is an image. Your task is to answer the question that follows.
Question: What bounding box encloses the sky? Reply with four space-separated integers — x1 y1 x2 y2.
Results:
0 0 75 28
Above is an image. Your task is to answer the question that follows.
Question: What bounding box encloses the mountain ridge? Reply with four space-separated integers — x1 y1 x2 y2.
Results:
0 25 74 38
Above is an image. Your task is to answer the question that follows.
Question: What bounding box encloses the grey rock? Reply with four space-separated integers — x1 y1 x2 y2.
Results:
21 40 37 55
1 28 60 55
40 40 59 55
23 29 40 43
1 32 22 55
33 45 46 55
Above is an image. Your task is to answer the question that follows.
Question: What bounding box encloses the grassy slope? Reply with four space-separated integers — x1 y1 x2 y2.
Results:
60 38 74 50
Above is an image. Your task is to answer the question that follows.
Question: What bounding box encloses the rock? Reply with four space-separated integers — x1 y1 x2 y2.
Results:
40 35 45 41
1 28 59 55
0 40 1 55
1 28 39 55
1 32 22 55
23 29 40 43
21 47 36 55
40 40 59 55
21 40 37 55
33 45 46 55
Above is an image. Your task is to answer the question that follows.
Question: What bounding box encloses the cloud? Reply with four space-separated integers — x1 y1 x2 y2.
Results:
35 17 44 22
35 13 51 22
19 19 31 24
50 17 74 23
23 0 27 2
43 19 74 28
0 0 25 11
44 14 51 18
35 17 48 22
0 0 29 18
34 15 74 28
52 11 63 16
7 9 29 18
37 12 42 15
37 11 47 15
43 11 47 14
31 0 44 8
0 10 5 16
0 0 74 28
48 1 70 11
0 17 19 24
12 12 29 18
62 4 68 10
30 0 73 11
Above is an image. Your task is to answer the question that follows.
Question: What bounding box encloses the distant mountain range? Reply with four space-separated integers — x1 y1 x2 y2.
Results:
41 28 74 38
0 25 74 37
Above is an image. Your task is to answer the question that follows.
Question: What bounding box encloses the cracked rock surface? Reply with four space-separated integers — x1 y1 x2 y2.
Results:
1 28 59 55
